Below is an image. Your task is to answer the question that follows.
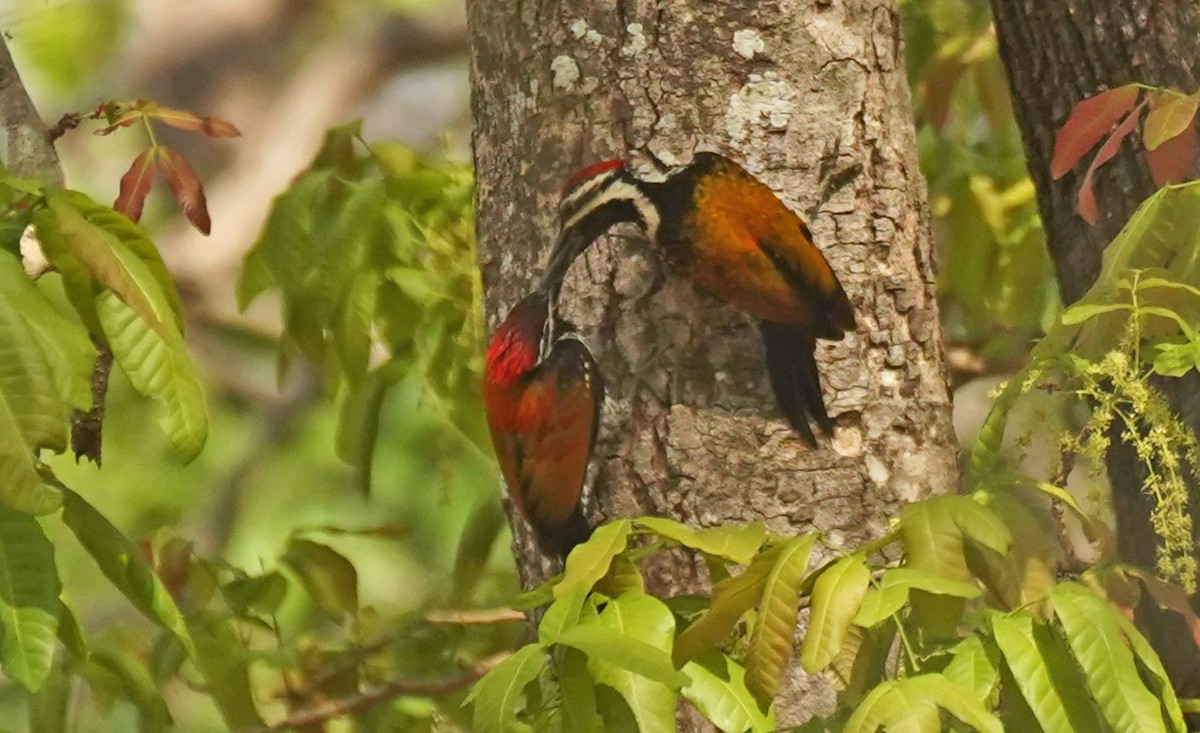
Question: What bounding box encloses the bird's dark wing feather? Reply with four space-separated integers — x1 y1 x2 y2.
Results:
758 320 832 446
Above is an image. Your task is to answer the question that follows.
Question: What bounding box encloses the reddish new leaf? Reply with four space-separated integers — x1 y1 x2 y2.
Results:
1146 124 1198 186
155 147 211 235
1076 101 1146 225
93 113 142 136
1143 92 1199 151
113 150 156 222
147 104 241 138
1052 84 1140 179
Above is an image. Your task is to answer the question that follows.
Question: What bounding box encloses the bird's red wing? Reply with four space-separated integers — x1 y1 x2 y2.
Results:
513 338 603 531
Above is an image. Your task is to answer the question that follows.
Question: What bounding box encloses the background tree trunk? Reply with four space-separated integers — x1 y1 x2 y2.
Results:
468 0 957 723
990 0 1200 695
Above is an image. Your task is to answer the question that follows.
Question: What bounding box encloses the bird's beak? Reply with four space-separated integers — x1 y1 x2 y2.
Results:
538 227 589 297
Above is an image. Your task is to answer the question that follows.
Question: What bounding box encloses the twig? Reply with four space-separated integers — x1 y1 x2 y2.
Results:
258 652 509 732
71 341 114 465
425 607 525 625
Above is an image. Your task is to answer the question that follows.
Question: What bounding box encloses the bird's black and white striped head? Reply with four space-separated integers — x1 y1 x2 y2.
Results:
541 159 661 294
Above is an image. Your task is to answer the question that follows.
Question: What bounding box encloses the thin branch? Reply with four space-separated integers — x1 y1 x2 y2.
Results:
71 340 114 465
257 652 508 732
425 607 526 625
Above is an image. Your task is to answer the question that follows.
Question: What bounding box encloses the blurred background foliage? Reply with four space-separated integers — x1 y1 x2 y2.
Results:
902 0 1059 374
0 0 1066 729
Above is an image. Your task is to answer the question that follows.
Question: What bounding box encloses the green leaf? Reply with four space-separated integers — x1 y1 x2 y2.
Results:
845 675 1002 733
0 253 92 409
992 612 1106 733
1152 337 1200 377
0 276 69 512
282 538 358 617
189 612 266 730
556 520 632 598
335 271 378 387
1107 597 1187 732
556 624 687 688
584 592 680 733
844 679 939 733
800 555 870 673
468 643 546 733
0 505 59 691
637 517 767 565
745 535 816 705
560 647 602 733
335 365 390 496
674 538 812 667
900 495 1010 583
59 489 195 657
37 191 169 335
96 292 207 460
1051 582 1167 733
538 584 587 644
1060 301 1130 325
222 571 288 619
941 636 999 703
682 653 774 733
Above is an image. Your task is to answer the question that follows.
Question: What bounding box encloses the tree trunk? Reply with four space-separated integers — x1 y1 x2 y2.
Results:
468 0 956 723
990 0 1200 695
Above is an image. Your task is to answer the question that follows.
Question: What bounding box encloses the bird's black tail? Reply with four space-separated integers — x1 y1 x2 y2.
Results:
758 321 833 447
533 504 594 561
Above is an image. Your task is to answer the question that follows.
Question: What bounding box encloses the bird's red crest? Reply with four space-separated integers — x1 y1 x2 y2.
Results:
562 158 626 194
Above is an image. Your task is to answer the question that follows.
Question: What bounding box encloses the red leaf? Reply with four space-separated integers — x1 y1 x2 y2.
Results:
155 147 211 235
1146 124 1198 187
1076 101 1146 225
148 104 241 137
1144 92 1199 151
1052 84 1140 179
113 150 156 222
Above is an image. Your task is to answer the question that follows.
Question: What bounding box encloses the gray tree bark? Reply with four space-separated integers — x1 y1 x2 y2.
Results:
468 0 956 724
989 0 1200 697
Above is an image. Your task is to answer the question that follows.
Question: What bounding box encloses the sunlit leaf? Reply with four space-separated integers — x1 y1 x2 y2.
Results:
683 652 774 733
584 592 680 733
1051 85 1140 178
538 583 588 644
556 520 632 598
467 643 546 733
97 293 207 459
0 504 59 691
60 489 195 658
155 147 211 235
674 540 806 667
992 612 1105 732
800 555 870 673
941 636 998 703
900 495 1010 583
637 517 766 565
1051 582 1169 733
1144 92 1199 151
745 535 816 704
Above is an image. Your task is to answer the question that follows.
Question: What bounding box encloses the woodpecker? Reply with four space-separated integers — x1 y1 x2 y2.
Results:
483 290 604 558
543 152 855 446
